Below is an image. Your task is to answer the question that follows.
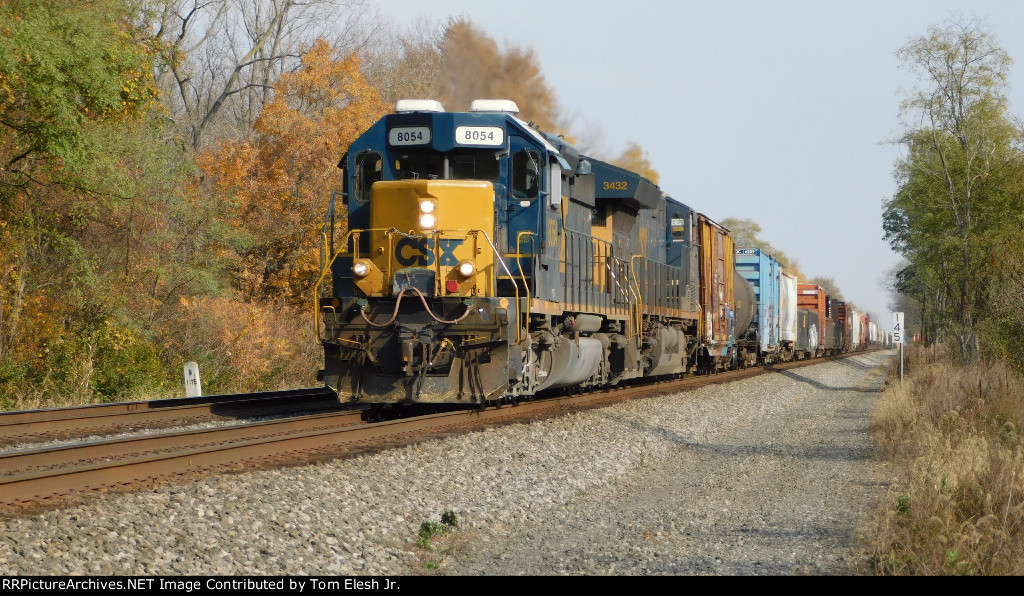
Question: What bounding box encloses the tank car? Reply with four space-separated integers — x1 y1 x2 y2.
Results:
314 99 751 404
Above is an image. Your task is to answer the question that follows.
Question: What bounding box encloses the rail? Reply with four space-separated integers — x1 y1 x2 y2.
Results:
0 388 336 445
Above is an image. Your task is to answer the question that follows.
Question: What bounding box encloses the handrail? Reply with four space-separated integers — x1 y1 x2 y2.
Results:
630 254 644 344
313 227 394 341
319 232 328 279
515 231 538 345
314 227 524 343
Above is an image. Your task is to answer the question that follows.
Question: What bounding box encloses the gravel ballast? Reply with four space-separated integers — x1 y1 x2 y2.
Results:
0 351 894 576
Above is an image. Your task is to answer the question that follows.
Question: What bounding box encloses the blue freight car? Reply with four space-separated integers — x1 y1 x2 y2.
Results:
734 248 782 366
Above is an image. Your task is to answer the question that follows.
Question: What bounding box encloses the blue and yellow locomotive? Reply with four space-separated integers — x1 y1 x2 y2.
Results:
315 99 751 404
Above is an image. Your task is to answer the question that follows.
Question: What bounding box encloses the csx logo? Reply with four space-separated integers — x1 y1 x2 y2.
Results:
395 238 464 267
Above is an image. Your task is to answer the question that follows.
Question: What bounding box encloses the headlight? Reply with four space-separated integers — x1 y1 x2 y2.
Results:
419 200 436 214
352 260 370 277
419 213 436 229
457 260 476 277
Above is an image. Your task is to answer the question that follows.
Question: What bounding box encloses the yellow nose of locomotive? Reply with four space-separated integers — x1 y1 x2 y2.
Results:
355 180 495 298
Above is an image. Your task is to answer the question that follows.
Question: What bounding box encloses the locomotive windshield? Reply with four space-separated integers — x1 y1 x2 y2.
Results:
393 150 502 182
450 151 500 181
395 152 444 180
354 151 382 202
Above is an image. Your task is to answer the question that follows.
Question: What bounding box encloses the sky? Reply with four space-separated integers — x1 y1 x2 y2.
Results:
373 0 1024 330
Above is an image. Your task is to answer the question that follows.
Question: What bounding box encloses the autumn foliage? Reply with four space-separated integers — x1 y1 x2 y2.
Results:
433 19 562 133
195 39 388 304
611 142 660 186
157 296 320 395
0 6 658 406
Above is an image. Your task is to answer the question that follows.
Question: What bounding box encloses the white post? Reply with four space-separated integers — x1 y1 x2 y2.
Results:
900 341 904 382
893 312 904 383
184 361 202 397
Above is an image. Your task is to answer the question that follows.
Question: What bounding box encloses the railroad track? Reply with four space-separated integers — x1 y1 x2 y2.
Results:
0 351 883 514
0 387 339 447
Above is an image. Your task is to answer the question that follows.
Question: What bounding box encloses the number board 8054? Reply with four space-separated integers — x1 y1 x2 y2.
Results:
388 126 431 146
455 126 504 147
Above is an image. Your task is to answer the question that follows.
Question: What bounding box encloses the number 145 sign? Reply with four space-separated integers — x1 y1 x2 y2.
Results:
892 312 904 344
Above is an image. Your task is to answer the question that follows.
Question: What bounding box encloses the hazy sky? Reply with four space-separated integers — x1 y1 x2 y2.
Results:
373 0 1024 329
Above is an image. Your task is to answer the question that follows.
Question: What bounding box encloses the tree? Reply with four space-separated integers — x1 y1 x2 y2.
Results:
808 277 844 302
722 218 771 253
720 217 805 280
1 0 158 189
611 142 660 185
432 18 562 133
886 17 1024 358
361 17 445 107
0 0 171 400
195 39 387 304
145 0 378 150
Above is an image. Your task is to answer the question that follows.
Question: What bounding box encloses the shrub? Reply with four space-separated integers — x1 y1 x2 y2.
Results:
156 295 320 395
89 321 165 401
418 521 446 548
864 345 1024 575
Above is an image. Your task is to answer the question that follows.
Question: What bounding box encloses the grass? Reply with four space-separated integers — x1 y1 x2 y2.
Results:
862 344 1024 575
416 509 461 572
417 509 460 549
417 521 447 548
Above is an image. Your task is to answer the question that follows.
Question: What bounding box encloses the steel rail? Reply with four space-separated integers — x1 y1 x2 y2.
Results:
0 388 337 443
0 409 369 479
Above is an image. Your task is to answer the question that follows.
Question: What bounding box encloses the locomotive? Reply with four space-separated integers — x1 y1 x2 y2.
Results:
314 99 881 405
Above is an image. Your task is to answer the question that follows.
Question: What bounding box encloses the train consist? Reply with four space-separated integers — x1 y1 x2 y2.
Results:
314 99 888 404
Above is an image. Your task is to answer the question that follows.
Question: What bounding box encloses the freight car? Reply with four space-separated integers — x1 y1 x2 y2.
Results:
733 255 859 362
314 99 871 405
735 248 781 366
798 283 827 358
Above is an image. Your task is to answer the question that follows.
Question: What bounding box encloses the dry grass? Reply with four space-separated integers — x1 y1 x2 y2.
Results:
863 344 1024 575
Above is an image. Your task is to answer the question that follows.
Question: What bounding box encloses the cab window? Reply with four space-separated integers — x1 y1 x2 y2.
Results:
512 149 540 200
354 151 382 203
450 151 500 181
395 152 443 180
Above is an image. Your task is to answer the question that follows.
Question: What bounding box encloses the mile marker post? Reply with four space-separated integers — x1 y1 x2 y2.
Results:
184 361 202 397
892 312 904 383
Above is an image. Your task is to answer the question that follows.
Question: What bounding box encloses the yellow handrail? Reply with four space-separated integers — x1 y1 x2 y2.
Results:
314 227 523 343
313 227 392 341
515 231 538 345
630 255 644 343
